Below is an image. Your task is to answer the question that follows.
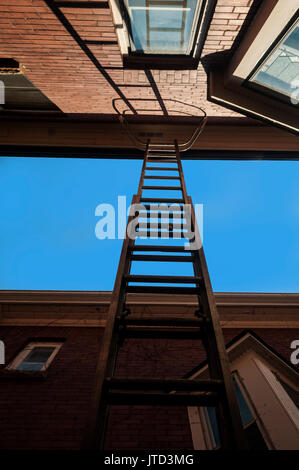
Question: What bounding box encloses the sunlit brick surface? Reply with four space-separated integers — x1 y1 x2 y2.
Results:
0 0 254 115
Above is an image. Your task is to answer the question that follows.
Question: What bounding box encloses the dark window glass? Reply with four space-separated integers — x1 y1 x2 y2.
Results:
206 407 220 447
16 346 55 371
233 377 254 426
206 377 267 449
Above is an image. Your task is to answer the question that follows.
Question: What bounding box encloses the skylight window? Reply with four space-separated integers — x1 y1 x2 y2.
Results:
248 16 299 103
117 0 215 68
124 0 200 54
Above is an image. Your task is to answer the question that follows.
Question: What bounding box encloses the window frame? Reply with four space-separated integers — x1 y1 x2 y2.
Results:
187 334 299 450
208 0 299 135
244 10 299 106
6 341 62 372
111 0 217 69
202 372 267 450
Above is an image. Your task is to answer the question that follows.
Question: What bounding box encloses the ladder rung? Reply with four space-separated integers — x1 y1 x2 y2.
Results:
126 275 201 284
120 316 203 327
130 254 192 263
148 152 176 155
148 157 176 160
106 391 218 406
144 175 181 180
140 198 184 203
142 186 182 191
126 286 199 295
146 167 179 171
138 223 187 229
138 211 186 218
148 154 176 157
136 231 187 238
130 245 192 252
136 227 186 234
141 205 185 212
147 159 178 163
105 377 222 391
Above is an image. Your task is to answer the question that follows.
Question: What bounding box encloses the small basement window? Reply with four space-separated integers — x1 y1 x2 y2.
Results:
7 342 62 372
0 58 19 72
115 0 216 68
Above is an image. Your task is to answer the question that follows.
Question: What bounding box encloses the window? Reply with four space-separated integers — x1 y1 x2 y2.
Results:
0 58 19 71
7 342 62 372
205 376 267 450
0 73 60 111
248 14 299 103
123 0 200 54
115 0 216 68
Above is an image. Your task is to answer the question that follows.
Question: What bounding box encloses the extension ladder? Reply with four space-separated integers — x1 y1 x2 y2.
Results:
82 141 247 450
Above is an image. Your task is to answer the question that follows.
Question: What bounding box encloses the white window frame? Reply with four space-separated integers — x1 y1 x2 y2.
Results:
187 334 299 450
228 0 298 83
110 0 216 62
6 342 62 372
209 0 299 134
199 372 267 450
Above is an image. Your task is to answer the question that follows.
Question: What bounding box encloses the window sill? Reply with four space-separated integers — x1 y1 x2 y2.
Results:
123 54 199 70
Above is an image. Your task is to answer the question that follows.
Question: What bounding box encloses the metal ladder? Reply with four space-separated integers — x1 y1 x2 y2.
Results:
82 141 247 450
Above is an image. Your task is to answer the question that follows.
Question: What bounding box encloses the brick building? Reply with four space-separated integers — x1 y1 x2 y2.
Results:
0 0 298 452
0 291 298 450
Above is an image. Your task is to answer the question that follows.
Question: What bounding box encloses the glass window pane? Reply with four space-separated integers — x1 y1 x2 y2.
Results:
16 346 55 371
206 407 221 447
250 18 299 99
233 377 254 426
125 0 199 54
206 378 254 448
16 362 45 371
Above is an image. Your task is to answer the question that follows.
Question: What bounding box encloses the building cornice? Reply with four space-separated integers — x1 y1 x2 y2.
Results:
1 290 299 306
0 290 298 328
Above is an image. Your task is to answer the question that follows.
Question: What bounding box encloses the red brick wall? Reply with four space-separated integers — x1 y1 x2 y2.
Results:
0 325 297 449
0 0 253 115
106 328 299 450
0 326 102 450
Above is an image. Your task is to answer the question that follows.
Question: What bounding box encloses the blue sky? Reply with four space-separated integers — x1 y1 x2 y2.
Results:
1 157 299 292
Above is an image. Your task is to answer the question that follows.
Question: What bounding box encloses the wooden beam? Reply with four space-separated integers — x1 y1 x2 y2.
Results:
0 117 297 154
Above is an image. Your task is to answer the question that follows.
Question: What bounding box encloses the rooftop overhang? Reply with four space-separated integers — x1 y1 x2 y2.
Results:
0 114 298 159
1 290 299 328
207 0 299 135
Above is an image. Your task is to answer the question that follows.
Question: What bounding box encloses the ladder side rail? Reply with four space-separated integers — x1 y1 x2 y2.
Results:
187 195 248 450
137 141 150 197
176 138 246 448
174 139 188 202
82 140 150 450
82 193 140 450
176 139 246 448
178 115 208 152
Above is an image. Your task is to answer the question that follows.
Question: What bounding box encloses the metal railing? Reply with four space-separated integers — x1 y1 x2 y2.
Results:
113 98 207 152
